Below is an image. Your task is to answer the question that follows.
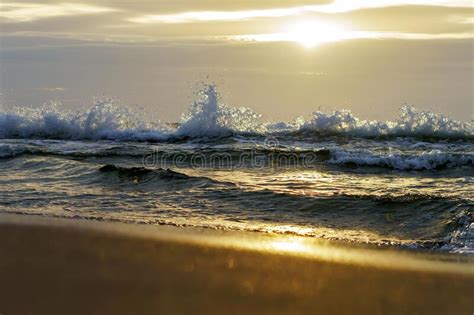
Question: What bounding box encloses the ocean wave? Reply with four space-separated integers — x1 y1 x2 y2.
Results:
0 85 472 141
439 210 474 254
98 164 232 189
0 144 40 158
328 149 474 170
296 106 473 140
0 144 19 158
0 100 171 141
100 164 195 180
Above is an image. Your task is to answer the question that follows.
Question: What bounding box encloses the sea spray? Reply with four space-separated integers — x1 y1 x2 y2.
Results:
298 105 472 139
0 99 171 141
0 84 472 141
177 85 263 138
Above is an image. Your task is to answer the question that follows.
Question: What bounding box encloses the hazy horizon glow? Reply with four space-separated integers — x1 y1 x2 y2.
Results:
231 20 356 48
231 28 473 48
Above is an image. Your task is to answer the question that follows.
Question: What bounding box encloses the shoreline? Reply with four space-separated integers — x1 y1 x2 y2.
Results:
2 210 471 257
1 213 473 314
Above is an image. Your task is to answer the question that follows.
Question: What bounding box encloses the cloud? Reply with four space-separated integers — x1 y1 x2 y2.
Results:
230 31 473 47
34 87 67 91
128 0 473 24
0 2 117 22
450 15 474 24
128 7 309 24
310 0 473 14
0 0 471 47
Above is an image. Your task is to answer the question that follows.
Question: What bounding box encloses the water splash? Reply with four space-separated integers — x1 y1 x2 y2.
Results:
298 105 472 139
0 99 170 141
0 84 472 141
177 85 263 138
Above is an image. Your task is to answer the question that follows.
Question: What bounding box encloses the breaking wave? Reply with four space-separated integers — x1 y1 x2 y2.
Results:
0 99 171 141
177 85 263 138
328 149 474 170
295 106 472 139
0 85 472 141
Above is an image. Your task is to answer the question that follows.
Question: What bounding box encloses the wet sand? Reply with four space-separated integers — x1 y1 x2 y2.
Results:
0 214 473 315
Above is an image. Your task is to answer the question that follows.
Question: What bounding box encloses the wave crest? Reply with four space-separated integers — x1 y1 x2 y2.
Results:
329 149 474 170
0 144 23 158
0 85 472 141
0 100 170 141
298 105 472 139
98 164 232 189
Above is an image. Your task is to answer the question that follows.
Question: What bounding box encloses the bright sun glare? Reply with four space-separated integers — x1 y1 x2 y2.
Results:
271 240 308 252
234 20 352 48
285 20 348 48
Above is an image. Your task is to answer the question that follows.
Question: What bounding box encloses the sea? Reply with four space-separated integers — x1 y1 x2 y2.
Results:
0 85 472 254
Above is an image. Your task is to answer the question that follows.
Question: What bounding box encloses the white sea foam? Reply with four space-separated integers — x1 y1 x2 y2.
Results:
439 211 474 254
0 85 472 141
299 106 473 139
328 149 474 170
0 99 171 141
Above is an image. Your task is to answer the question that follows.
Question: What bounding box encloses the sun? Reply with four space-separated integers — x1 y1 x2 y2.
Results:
285 20 348 48
230 19 354 48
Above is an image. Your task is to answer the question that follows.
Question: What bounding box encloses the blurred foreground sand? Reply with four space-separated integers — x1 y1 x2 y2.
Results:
0 214 473 315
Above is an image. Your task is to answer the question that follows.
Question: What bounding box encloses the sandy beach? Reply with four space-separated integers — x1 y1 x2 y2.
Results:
0 214 472 315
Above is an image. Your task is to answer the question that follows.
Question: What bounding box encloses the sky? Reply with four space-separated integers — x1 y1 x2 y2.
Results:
0 0 473 122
